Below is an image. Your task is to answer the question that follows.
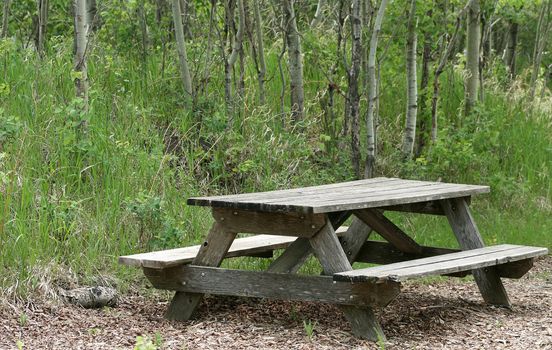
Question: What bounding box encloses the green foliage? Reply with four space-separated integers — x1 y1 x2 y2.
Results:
302 319 317 341
0 109 23 144
133 334 163 350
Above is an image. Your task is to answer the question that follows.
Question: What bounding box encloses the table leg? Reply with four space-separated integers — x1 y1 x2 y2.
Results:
441 197 511 307
165 222 237 320
339 217 374 263
309 218 385 341
268 211 352 273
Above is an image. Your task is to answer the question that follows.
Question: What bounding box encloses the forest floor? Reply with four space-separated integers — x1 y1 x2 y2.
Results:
1 256 551 350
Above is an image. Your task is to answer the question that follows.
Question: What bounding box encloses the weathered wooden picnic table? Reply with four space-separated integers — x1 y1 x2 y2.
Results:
120 177 548 341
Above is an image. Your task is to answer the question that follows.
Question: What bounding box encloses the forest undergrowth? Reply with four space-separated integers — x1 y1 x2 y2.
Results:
0 24 551 299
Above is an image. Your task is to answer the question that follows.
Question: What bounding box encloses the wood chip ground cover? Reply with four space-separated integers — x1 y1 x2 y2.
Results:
1 256 551 349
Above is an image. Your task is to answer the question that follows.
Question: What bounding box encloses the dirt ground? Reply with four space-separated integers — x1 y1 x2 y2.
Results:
1 256 551 350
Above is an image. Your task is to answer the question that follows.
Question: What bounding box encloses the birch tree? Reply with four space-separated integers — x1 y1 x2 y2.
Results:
171 0 193 100
222 0 245 124
431 5 467 141
253 0 267 104
402 0 417 159
311 0 326 27
347 0 363 178
37 0 49 55
74 0 89 107
283 0 304 124
529 0 552 100
503 20 518 79
464 0 480 117
1 0 10 38
365 0 388 179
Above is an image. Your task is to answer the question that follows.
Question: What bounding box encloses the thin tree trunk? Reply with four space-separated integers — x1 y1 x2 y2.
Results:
253 0 267 104
431 4 467 142
416 10 432 156
283 0 305 125
1 0 10 38
542 63 552 98
530 0 551 100
87 0 98 31
348 0 362 179
224 0 245 127
74 0 89 107
464 0 480 117
503 20 518 79
37 0 49 55
311 0 325 27
171 0 193 99
402 0 417 159
364 0 388 179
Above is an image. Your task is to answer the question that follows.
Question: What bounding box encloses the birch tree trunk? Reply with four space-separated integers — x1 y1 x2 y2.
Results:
37 0 49 55
253 0 267 104
503 20 518 79
364 0 388 179
348 0 362 179
464 0 480 117
1 0 10 38
311 0 326 27
402 0 417 159
416 10 432 156
283 0 305 124
74 0 89 107
432 5 466 142
529 0 551 100
224 0 244 126
171 0 193 100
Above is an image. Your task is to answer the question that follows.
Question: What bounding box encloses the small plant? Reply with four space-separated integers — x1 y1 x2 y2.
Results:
16 340 24 350
302 319 317 341
18 313 28 327
133 335 158 350
376 330 386 350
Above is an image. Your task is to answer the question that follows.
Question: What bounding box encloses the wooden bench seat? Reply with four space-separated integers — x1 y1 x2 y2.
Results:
335 244 548 283
119 227 348 269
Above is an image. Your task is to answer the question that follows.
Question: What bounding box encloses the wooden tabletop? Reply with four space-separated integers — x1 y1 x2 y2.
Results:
187 177 490 214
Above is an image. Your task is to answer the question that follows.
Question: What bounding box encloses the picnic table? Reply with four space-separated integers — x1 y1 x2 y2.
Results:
120 177 548 341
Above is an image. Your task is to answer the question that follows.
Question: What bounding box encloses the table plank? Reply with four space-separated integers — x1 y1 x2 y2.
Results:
187 177 489 214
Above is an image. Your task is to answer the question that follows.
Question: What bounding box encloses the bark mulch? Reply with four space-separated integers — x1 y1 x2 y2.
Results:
1 256 551 350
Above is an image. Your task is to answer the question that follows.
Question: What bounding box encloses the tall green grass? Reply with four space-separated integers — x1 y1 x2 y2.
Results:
0 31 550 297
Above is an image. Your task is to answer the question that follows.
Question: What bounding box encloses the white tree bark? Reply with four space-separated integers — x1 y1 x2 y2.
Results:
311 0 326 27
464 0 480 117
402 0 417 159
37 0 49 55
530 0 551 100
348 0 362 178
1 0 10 38
171 0 193 99
283 0 305 124
74 0 89 107
224 0 245 124
364 0 388 178
253 0 267 104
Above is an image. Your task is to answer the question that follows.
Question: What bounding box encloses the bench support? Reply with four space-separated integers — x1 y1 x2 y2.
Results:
165 222 237 320
309 218 385 341
442 197 511 307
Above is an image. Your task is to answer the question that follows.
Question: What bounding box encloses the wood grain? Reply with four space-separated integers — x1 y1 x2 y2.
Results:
211 208 326 236
335 244 548 282
187 178 489 214
442 197 512 307
309 218 386 341
165 222 236 321
353 209 422 254
144 265 400 307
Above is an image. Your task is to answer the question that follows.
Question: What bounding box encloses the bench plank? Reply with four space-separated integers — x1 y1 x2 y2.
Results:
335 244 548 282
143 265 400 307
120 227 350 269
